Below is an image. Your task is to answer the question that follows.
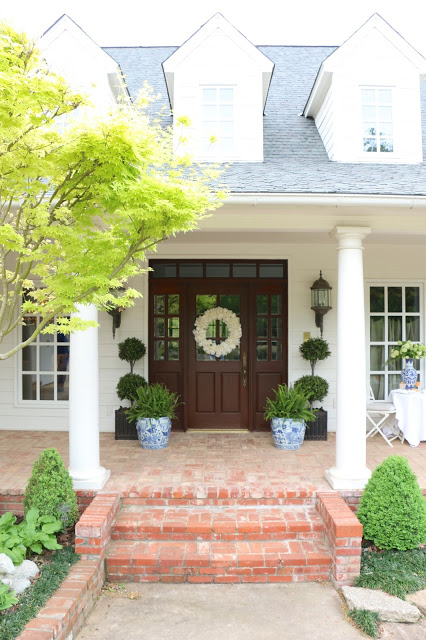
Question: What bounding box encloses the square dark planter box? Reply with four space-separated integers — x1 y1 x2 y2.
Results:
115 408 138 440
304 408 328 441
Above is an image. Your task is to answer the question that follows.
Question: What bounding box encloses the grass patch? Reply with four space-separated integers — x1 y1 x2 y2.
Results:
348 609 380 638
0 546 78 640
354 547 426 599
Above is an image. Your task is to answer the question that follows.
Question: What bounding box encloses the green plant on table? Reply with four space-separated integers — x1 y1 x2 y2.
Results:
386 340 426 363
23 449 79 529
0 509 62 565
263 384 316 422
0 583 18 612
357 456 426 550
126 383 182 421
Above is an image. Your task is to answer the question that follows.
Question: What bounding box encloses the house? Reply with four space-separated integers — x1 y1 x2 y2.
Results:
3 12 426 492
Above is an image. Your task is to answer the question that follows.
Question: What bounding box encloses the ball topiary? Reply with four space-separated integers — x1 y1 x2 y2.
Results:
294 375 329 406
118 338 146 374
299 338 331 375
23 448 79 530
117 373 147 405
357 456 426 550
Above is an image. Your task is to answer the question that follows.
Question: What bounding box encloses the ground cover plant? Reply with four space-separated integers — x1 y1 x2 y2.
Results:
0 509 62 564
355 547 426 599
348 609 380 639
0 546 78 640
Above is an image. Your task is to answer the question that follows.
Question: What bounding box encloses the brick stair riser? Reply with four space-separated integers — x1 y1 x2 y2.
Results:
122 497 315 507
111 530 325 542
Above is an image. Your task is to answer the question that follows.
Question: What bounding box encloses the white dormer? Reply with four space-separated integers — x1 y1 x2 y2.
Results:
163 13 274 162
39 15 128 113
304 14 426 164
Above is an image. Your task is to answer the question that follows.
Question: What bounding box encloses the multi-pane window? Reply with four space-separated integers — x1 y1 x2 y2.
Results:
21 317 70 401
153 294 180 361
362 88 393 153
256 294 283 362
369 285 422 399
201 87 234 154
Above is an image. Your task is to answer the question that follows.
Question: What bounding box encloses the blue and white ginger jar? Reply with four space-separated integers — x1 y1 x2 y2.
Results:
270 418 306 450
401 358 418 390
136 417 171 449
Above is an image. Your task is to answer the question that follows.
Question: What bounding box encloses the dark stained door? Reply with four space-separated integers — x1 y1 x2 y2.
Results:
148 261 288 431
187 283 249 429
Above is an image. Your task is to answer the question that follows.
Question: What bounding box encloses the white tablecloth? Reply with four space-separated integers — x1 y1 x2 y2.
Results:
389 390 426 447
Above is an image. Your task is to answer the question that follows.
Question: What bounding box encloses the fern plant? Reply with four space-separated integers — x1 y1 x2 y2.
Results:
263 384 316 422
126 383 182 421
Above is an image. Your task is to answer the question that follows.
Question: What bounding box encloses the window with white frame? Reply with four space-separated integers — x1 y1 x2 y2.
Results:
201 86 234 155
369 284 422 400
21 316 70 402
362 88 393 153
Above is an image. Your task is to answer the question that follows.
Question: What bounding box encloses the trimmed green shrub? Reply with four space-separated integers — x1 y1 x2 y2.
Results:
23 449 79 530
357 456 426 550
116 372 147 404
118 337 146 374
299 338 330 375
294 375 329 405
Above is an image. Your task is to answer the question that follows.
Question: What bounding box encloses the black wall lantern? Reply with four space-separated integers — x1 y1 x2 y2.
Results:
107 286 126 339
310 271 332 338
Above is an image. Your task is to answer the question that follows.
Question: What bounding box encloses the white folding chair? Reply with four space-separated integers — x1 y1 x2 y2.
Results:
366 386 400 447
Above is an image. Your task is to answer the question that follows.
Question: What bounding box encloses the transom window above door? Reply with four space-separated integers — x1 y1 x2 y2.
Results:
150 261 287 280
369 284 422 399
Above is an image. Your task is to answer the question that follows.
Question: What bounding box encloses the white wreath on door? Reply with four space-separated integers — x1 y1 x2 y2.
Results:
193 307 242 358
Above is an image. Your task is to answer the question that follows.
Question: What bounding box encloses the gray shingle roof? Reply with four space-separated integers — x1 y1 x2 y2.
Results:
104 45 426 196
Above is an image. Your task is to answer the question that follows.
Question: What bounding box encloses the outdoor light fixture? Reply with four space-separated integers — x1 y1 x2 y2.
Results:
107 286 126 339
310 271 332 338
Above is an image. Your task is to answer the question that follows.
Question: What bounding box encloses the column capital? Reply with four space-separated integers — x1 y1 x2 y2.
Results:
331 226 371 249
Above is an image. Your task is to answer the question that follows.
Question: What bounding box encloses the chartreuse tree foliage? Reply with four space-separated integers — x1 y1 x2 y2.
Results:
357 456 426 550
0 24 225 360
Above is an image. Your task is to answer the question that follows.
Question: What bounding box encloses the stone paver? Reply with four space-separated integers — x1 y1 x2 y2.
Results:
76 582 365 640
381 618 426 640
1 431 426 494
342 586 421 623
407 589 426 615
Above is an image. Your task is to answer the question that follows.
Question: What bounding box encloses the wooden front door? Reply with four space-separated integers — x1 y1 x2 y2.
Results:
149 261 288 430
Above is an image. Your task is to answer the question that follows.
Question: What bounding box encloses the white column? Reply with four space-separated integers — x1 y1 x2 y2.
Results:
69 304 110 490
325 227 372 490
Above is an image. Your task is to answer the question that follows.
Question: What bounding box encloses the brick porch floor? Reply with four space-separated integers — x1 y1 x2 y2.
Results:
1 430 426 494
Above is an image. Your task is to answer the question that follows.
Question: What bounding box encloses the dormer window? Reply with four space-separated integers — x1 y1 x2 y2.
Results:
362 88 393 154
201 86 234 155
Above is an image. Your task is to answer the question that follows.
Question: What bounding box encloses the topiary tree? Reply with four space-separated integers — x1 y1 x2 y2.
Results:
117 372 147 405
357 456 426 550
299 338 330 375
116 337 147 406
23 449 79 530
118 338 146 374
294 375 329 408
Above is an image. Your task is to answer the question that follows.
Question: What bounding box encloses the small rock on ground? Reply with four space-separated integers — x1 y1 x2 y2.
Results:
342 586 421 623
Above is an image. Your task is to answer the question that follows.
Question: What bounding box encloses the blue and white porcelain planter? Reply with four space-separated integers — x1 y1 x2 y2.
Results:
136 417 172 449
401 358 418 390
270 418 306 450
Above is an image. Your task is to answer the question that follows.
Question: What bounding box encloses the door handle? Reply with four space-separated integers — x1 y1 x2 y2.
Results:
242 352 248 388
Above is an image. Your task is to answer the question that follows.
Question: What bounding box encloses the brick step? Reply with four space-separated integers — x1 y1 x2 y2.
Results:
111 505 325 542
106 538 332 583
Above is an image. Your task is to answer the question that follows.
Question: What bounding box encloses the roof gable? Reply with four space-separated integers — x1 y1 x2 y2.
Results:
162 13 274 109
305 13 426 117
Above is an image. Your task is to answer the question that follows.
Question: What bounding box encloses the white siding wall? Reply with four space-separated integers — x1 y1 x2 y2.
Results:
173 29 264 162
4 231 426 433
316 87 335 160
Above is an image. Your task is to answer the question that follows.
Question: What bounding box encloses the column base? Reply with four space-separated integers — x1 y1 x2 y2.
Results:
325 465 371 491
69 466 111 491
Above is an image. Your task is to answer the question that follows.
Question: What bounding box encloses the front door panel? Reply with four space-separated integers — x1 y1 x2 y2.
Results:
187 285 249 429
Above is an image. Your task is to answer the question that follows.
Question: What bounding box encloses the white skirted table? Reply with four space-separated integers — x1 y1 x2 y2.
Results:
389 390 426 447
